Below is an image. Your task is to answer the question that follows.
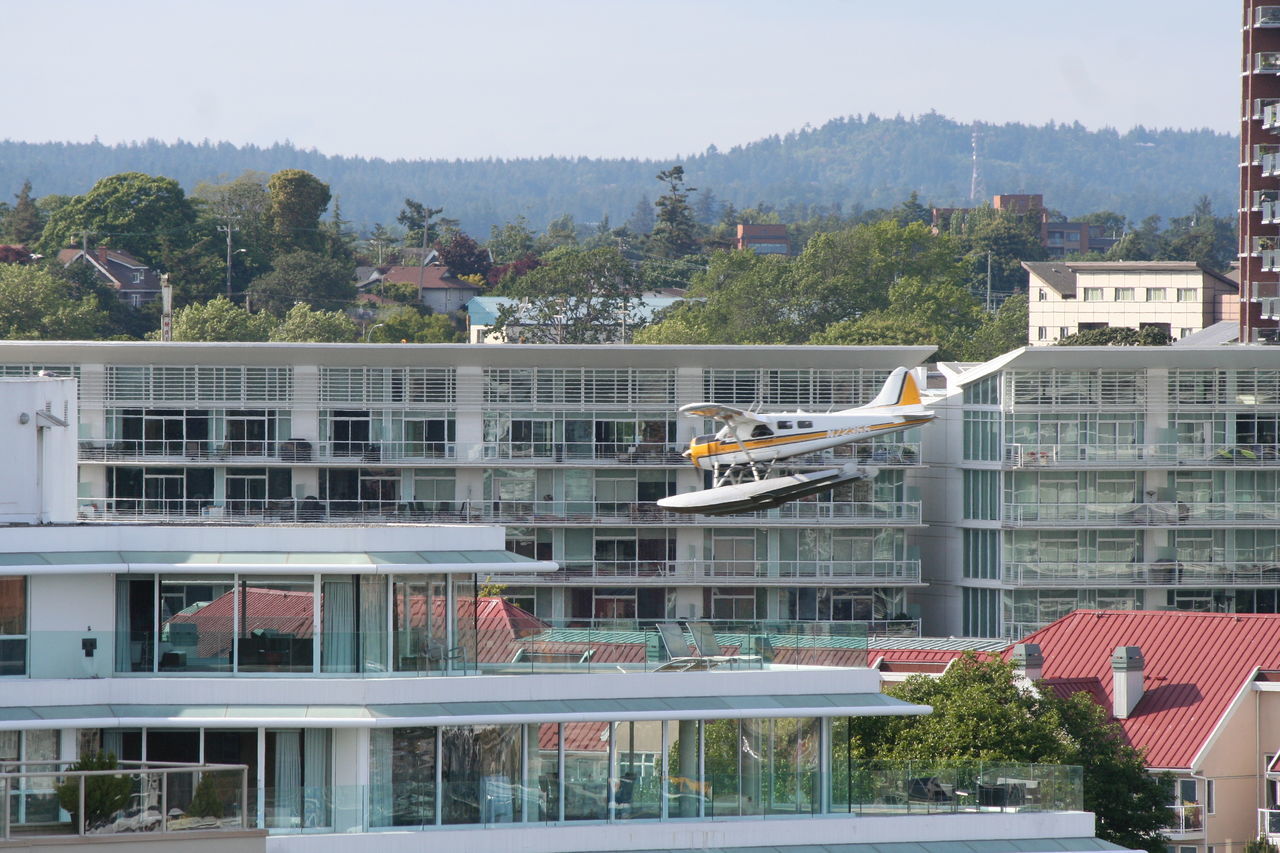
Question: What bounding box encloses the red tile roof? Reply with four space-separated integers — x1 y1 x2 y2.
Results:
380 265 482 290
1011 609 1280 769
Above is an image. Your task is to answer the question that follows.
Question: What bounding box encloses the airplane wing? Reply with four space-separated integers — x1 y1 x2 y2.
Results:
678 402 766 427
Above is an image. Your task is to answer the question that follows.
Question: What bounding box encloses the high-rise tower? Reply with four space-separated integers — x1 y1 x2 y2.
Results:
1241 2 1280 342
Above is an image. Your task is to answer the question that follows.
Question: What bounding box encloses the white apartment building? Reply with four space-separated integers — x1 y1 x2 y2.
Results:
0 342 933 635
927 346 1280 638
0 375 1116 853
1025 262 1237 344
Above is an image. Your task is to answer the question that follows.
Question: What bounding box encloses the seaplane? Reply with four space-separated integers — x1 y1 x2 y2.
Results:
656 367 934 515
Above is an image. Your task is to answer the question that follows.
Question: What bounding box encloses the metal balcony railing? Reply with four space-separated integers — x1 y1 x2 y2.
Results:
1003 501 1280 527
1005 442 1280 468
1002 561 1280 587
0 760 250 840
78 497 923 527
77 438 925 469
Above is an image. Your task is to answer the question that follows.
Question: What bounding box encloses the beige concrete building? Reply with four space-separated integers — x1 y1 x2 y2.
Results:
1024 262 1238 345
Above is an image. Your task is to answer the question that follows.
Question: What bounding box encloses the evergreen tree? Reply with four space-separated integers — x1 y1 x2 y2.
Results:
4 180 44 245
650 166 701 258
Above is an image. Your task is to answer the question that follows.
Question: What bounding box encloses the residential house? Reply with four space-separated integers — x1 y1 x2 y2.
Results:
58 247 163 306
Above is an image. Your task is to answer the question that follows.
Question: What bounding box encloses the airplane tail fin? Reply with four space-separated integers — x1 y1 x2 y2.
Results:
867 367 923 408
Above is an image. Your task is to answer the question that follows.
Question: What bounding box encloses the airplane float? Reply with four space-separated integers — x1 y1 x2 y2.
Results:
656 367 934 516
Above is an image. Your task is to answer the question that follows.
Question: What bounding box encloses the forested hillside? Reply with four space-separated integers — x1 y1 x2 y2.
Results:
0 114 1233 234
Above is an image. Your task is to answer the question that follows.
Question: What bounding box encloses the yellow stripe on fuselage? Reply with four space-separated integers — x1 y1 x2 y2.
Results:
689 418 931 468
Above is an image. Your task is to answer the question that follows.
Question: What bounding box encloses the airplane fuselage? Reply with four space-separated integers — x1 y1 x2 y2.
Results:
687 410 931 471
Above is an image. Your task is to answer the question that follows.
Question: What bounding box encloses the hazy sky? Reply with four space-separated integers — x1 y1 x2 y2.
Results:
10 1 1238 162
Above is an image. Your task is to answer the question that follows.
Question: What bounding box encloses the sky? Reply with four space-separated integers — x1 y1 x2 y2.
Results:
10 1 1240 162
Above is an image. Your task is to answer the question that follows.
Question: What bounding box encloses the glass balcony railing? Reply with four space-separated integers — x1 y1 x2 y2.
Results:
1005 442 1280 467
1263 249 1280 271
1263 201 1280 224
1003 501 1280 526
1262 152 1280 176
1260 808 1280 840
1258 7 1280 27
8 620 907 679
77 497 923 526
1167 802 1204 835
1258 53 1280 73
76 438 924 469
1002 560 1280 587
0 761 249 840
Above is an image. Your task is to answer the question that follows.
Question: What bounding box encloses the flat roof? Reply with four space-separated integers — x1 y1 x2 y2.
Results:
0 549 557 575
0 341 935 370
0 692 928 729
631 840 1129 853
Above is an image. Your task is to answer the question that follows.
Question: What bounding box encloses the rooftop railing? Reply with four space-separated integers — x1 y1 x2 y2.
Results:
78 497 923 527
0 760 250 840
495 559 923 586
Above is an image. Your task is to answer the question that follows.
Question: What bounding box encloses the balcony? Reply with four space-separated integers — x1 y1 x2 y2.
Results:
1266 249 1280 272
0 760 253 842
1002 560 1280 587
77 438 924 470
1005 442 1280 468
1260 808 1280 842
1257 53 1280 74
1267 103 1280 130
1167 803 1204 837
1263 201 1280 225
79 497 924 527
496 559 923 587
1003 500 1280 527
1258 7 1280 27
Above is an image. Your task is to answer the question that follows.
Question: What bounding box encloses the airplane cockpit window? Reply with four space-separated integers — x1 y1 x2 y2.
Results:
798 420 813 429
750 425 774 438
776 420 793 430
691 434 717 446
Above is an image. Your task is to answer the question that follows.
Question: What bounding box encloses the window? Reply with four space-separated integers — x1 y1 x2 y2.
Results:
1180 328 1194 339
1177 288 1198 302
1038 327 1048 341
776 420 792 430
1038 289 1047 301
1114 288 1135 302
1146 288 1167 301
963 588 999 637
1083 288 1104 301
797 420 813 429
963 411 1000 461
0 577 26 675
963 530 999 579
1206 779 1214 814
1060 327 1070 340
963 470 999 520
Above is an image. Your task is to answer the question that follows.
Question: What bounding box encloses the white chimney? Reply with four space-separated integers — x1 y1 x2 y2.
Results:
1111 646 1145 718
1011 643 1043 682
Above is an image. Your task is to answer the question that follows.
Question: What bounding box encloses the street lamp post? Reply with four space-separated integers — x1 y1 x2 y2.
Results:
365 323 386 343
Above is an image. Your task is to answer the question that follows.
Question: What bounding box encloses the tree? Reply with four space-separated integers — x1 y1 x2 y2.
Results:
964 293 1030 360
0 263 108 339
38 172 196 265
55 752 133 830
487 216 536 265
1161 196 1235 271
397 198 445 250
635 250 799 344
436 231 492 279
266 169 331 254
536 214 579 253
810 276 985 360
892 191 932 227
650 166 701 258
1056 326 1173 346
846 654 1172 853
269 302 357 342
958 209 1047 297
492 246 642 344
155 295 273 342
3 180 44 245
247 250 356 316
626 195 655 235
369 306 463 343
190 171 274 297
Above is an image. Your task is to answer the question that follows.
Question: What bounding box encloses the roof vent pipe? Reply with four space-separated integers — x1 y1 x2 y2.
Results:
1111 646 1145 719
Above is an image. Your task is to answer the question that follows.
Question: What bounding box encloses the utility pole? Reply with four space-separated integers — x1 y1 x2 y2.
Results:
986 251 993 313
217 222 237 298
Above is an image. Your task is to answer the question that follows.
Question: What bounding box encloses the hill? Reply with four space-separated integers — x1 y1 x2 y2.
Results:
0 114 1235 235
